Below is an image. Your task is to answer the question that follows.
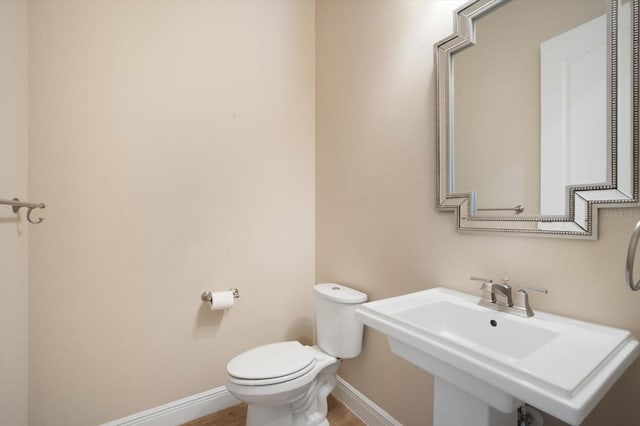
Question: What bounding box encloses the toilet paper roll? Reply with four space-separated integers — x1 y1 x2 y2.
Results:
209 290 235 311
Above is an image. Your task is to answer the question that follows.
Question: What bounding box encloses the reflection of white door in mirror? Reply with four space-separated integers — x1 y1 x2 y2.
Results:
540 13 607 217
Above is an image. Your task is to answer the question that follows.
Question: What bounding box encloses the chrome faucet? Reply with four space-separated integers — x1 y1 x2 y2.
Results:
491 280 513 307
470 276 548 317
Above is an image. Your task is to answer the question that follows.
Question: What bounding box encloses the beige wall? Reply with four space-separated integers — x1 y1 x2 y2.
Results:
28 1 315 425
14 1 640 425
317 1 640 425
0 1 29 425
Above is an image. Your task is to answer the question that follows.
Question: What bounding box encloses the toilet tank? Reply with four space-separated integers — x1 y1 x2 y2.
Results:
314 283 367 358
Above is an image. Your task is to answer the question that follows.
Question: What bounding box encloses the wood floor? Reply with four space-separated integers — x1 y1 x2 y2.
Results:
182 394 365 426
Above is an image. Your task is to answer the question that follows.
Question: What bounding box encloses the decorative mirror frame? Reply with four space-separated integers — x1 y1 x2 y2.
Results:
435 0 640 238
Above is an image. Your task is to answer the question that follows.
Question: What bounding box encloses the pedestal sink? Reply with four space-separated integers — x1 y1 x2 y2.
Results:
355 287 639 426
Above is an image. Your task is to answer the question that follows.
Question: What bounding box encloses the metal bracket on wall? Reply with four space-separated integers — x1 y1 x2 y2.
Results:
0 197 46 224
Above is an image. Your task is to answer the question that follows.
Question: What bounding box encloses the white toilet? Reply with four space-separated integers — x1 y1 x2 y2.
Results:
225 283 367 426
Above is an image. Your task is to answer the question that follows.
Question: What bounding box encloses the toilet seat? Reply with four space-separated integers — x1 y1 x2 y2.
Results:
227 341 316 386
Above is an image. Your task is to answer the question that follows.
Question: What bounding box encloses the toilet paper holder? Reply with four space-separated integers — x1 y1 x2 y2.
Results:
201 288 240 303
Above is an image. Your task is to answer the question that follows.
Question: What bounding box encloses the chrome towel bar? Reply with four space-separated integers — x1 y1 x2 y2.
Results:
477 204 524 214
0 197 46 224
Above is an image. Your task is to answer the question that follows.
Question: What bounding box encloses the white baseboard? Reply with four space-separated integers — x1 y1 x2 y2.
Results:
332 376 402 426
101 386 240 426
102 377 401 426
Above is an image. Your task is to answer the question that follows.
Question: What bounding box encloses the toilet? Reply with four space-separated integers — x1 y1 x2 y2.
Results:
225 283 367 426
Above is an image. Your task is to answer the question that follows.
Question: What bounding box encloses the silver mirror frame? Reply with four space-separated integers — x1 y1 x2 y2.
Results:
435 0 640 239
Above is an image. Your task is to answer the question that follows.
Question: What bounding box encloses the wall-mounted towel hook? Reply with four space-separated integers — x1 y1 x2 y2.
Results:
0 197 46 224
26 206 45 224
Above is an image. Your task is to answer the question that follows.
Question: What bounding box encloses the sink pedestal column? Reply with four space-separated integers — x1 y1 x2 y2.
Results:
433 378 515 426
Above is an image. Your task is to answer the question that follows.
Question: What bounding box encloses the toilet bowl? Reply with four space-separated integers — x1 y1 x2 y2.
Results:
225 284 367 426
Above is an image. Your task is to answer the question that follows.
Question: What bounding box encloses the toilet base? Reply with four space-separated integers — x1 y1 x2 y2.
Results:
246 406 330 426
241 354 340 426
247 404 294 426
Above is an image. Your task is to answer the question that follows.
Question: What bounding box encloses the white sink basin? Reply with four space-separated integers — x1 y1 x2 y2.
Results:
356 287 639 425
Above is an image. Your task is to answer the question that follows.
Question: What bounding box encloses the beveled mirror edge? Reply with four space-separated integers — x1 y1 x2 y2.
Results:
435 0 640 239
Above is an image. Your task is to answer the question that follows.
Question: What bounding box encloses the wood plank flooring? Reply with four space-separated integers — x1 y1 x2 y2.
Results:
182 394 365 426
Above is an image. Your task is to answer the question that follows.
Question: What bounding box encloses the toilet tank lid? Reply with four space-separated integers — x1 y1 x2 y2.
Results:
314 283 367 304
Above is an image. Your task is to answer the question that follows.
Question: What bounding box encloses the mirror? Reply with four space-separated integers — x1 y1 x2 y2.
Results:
435 0 639 238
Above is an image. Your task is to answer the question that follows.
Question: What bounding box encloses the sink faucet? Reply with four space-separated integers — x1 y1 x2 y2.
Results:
470 276 548 317
491 280 513 307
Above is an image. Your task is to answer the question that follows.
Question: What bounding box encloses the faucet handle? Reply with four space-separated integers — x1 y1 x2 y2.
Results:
518 285 548 294
470 276 495 303
470 276 493 284
513 285 548 317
